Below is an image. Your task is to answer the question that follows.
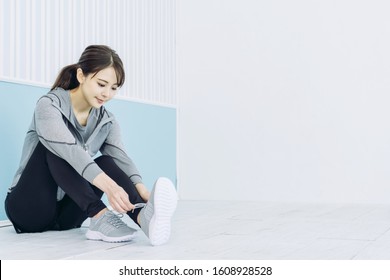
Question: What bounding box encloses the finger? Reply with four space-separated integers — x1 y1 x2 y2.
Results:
120 196 134 211
110 197 128 213
112 196 133 212
117 191 133 211
111 201 125 213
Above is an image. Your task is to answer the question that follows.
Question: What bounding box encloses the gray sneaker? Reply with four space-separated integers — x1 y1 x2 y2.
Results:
139 177 178 246
86 210 137 242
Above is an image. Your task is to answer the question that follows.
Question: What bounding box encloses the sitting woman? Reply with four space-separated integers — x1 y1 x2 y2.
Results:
5 45 177 246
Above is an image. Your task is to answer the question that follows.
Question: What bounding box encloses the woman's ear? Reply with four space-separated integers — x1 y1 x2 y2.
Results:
76 68 85 84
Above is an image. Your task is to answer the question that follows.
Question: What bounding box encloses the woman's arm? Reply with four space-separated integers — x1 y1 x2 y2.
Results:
35 96 139 212
100 118 149 200
35 96 102 182
135 183 150 201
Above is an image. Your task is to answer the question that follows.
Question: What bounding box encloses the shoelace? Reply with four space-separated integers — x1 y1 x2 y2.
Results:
132 203 147 213
106 213 128 228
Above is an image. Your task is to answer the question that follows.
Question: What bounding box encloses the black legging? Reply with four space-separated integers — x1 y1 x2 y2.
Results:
5 141 145 233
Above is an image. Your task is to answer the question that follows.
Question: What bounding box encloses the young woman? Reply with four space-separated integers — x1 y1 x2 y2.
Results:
5 45 177 246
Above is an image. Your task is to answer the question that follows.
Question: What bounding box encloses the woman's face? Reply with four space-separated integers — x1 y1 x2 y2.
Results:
79 66 119 108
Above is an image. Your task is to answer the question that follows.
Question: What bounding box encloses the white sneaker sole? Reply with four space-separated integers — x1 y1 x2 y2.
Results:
148 177 178 246
86 229 137 243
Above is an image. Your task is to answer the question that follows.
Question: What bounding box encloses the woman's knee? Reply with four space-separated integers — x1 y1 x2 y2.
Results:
94 156 126 179
94 155 114 166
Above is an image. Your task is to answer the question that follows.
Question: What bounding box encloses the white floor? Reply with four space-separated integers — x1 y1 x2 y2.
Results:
1 200 390 260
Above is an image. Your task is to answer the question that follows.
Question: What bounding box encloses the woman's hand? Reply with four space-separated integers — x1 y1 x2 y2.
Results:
135 183 150 202
105 184 134 213
92 172 134 213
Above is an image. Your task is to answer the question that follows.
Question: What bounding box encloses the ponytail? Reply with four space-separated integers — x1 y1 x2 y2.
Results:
51 64 80 90
51 45 125 91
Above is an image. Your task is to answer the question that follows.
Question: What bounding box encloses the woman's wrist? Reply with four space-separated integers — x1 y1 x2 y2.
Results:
93 172 116 192
135 183 150 201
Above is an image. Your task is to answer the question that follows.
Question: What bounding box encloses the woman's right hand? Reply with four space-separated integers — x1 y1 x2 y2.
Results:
92 172 134 213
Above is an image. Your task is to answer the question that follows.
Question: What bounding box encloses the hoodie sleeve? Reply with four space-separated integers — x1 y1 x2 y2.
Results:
99 117 143 185
34 96 103 183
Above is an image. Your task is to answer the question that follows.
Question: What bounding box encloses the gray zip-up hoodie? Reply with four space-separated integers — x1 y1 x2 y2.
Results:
9 88 143 194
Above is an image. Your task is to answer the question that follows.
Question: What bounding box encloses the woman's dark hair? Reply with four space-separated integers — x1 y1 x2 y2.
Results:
51 45 125 90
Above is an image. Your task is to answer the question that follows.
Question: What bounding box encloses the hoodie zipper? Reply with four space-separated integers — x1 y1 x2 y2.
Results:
49 90 114 154
71 117 113 154
56 107 113 154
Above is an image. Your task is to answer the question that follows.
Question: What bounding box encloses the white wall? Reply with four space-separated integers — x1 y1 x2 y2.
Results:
177 0 390 204
0 0 176 107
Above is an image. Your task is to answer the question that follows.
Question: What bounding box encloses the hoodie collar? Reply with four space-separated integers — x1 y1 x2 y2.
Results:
48 87 113 124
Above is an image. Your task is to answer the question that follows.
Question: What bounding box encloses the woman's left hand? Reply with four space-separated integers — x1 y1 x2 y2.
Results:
135 183 150 202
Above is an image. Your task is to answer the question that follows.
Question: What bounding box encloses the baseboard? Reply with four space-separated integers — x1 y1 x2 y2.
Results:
0 220 12 227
